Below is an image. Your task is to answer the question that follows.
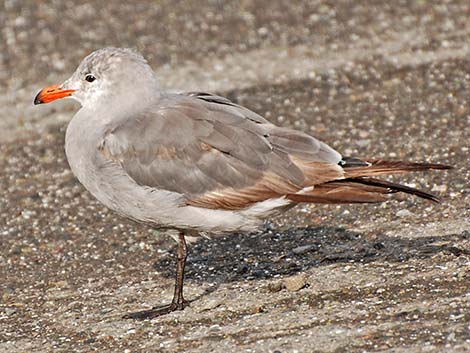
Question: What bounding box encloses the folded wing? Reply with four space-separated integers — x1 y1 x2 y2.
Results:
99 92 344 209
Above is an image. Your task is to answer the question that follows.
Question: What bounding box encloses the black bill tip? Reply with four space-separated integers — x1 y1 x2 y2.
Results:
34 91 43 105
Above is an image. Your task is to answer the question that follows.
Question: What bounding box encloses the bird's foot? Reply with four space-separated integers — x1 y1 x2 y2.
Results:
123 299 188 320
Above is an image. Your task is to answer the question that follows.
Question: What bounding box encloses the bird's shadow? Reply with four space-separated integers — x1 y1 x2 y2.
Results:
153 225 470 285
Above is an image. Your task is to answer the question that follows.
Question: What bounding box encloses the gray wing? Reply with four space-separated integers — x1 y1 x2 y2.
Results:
99 92 343 210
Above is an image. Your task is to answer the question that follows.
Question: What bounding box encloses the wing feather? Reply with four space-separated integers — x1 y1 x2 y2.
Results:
99 92 344 210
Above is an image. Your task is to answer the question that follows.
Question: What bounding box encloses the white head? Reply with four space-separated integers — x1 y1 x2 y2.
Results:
34 48 160 109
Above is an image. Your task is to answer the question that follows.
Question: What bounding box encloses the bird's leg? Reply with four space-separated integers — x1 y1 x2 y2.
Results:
123 231 189 320
168 231 188 310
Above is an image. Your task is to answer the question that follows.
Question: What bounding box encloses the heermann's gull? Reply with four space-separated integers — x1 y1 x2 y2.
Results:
34 48 451 320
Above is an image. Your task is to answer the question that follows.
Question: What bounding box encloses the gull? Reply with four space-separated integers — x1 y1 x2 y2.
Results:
34 47 450 319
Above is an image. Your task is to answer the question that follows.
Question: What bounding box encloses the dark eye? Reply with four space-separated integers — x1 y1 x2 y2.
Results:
85 74 96 83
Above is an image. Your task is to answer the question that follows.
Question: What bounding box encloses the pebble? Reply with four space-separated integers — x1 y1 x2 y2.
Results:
431 184 448 193
396 209 413 218
356 139 370 147
197 298 222 312
267 281 283 293
284 274 308 292
292 244 315 255
4 307 17 316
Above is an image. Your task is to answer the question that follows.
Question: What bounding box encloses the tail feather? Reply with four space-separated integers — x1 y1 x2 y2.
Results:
341 177 441 203
288 159 452 205
343 159 452 178
288 181 389 204
288 177 440 204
